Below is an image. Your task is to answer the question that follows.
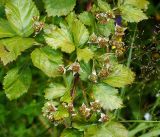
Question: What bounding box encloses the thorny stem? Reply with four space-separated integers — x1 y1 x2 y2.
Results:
116 25 137 119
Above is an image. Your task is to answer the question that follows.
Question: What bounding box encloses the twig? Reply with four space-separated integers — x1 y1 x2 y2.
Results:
86 0 93 11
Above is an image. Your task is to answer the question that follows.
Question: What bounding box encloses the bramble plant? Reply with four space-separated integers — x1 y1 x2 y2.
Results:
0 0 151 136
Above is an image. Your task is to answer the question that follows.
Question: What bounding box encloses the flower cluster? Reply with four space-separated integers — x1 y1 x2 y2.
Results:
96 11 115 24
42 101 57 121
110 24 127 56
32 16 44 35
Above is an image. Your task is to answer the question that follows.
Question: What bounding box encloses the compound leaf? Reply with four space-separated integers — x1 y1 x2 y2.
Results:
77 47 94 63
71 19 89 47
78 11 95 26
97 0 111 12
45 83 66 100
0 37 35 65
97 19 115 37
93 83 123 110
3 66 32 100
124 0 149 10
103 64 135 87
53 105 69 120
120 5 148 22
31 47 63 77
44 24 75 53
0 18 16 38
5 0 39 37
43 0 76 17
84 122 128 137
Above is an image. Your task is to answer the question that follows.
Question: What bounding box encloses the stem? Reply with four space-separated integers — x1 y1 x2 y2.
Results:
127 25 137 68
70 73 79 102
80 80 89 106
121 25 137 98
120 120 160 123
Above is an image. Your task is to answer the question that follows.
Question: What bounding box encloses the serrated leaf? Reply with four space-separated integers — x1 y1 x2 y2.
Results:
120 5 148 22
31 47 63 77
60 89 72 103
5 0 39 37
84 122 128 137
43 0 76 17
71 19 89 47
61 129 83 137
103 64 135 87
93 83 123 110
124 0 149 10
97 0 111 12
0 37 35 65
53 105 69 120
3 66 32 100
78 12 95 26
77 48 94 63
97 19 115 37
44 24 75 53
0 18 16 38
45 83 66 100
66 12 77 28
79 61 92 81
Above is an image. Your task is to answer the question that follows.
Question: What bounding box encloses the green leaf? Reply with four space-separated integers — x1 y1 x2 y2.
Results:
71 19 89 47
97 0 111 12
45 83 66 100
66 12 77 28
120 5 148 22
77 48 94 63
60 89 72 103
93 83 123 110
97 19 115 37
0 37 35 65
61 128 83 137
5 0 39 37
53 105 69 120
0 18 16 38
103 64 135 87
78 12 95 26
79 61 92 81
129 123 154 137
3 66 32 100
43 0 76 17
44 24 75 53
31 47 63 77
0 4 5 18
84 122 128 137
139 129 160 137
124 0 149 10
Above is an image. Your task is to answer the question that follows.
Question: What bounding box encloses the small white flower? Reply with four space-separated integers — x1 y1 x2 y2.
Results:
144 112 152 120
